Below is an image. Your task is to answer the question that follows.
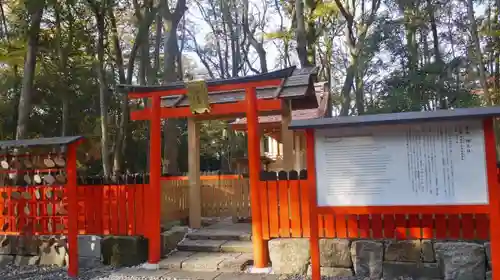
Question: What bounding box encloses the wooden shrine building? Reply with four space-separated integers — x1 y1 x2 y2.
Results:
230 81 329 172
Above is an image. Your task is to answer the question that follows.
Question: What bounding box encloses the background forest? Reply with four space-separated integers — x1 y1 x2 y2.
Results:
0 0 495 176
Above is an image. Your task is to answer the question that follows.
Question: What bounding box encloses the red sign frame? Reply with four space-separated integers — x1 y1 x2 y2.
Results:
305 118 500 280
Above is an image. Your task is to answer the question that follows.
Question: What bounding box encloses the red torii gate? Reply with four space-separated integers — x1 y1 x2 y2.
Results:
119 66 316 267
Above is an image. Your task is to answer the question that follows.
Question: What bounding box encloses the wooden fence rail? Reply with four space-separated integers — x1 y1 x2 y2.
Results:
2 169 491 241
259 170 491 240
160 175 250 225
0 184 147 236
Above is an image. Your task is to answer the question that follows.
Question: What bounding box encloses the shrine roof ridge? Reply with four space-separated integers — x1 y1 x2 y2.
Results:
117 66 313 93
0 136 84 149
289 106 500 130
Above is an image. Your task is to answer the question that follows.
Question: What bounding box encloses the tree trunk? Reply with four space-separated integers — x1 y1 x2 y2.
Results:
295 0 309 67
95 8 112 178
109 6 127 175
465 0 490 104
16 1 44 139
110 4 157 174
339 57 356 116
162 0 186 174
55 3 73 137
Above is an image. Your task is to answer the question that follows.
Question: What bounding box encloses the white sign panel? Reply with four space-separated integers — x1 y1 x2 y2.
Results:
314 120 488 207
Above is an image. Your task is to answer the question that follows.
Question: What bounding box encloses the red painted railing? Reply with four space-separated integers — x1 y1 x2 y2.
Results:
259 170 491 240
0 184 147 236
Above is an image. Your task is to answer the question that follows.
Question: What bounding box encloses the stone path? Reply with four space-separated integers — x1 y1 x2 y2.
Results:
160 218 255 275
111 267 282 280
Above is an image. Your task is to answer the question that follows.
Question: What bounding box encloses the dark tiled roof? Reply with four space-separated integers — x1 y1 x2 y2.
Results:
289 106 500 130
118 67 297 92
122 67 320 111
231 82 329 128
0 136 84 149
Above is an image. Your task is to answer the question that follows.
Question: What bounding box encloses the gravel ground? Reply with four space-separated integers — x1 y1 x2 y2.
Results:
0 264 415 280
0 264 116 280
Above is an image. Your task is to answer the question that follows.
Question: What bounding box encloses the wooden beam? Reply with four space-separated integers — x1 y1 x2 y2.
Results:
294 132 302 170
188 118 202 229
128 79 283 99
281 100 294 171
260 136 265 156
130 99 282 121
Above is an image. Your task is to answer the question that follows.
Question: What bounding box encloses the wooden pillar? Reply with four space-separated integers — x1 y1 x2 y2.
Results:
294 133 302 170
306 129 320 280
268 137 274 156
66 143 78 277
484 118 500 280
245 87 267 268
188 118 202 229
260 136 265 156
148 95 162 264
281 100 294 171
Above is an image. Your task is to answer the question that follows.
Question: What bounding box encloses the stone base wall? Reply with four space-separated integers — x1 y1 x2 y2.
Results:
0 235 71 267
0 226 188 269
268 238 492 280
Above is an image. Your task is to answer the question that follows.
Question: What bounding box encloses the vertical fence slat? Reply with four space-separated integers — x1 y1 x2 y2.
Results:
383 214 395 239
318 215 325 238
323 214 335 238
242 178 250 219
475 214 489 239
267 178 279 238
395 214 407 239
435 215 447 239
358 215 370 238
260 179 270 240
408 214 421 239
135 184 145 236
299 179 310 237
371 214 383 239
347 215 358 238
118 185 127 235
461 214 474 240
335 214 347 238
447 215 461 239
421 214 434 239
289 177 301 238
278 173 290 238
127 185 136 235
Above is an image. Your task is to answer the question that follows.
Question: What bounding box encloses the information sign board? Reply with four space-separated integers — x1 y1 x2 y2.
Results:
314 119 488 206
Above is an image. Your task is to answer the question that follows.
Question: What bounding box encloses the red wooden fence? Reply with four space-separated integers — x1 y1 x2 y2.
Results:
0 169 493 241
0 184 147 236
259 170 491 240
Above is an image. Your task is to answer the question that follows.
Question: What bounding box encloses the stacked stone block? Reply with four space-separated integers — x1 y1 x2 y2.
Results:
268 238 492 280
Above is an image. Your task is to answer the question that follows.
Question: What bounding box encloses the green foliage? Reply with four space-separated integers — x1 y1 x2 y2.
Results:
1 0 498 175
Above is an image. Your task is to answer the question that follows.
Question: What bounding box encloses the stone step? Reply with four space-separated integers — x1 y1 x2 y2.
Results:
220 240 253 253
178 239 253 253
186 229 251 241
159 251 254 273
112 267 280 280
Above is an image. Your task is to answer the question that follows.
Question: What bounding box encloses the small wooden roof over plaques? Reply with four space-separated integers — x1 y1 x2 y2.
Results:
0 136 84 149
118 66 319 111
289 107 500 130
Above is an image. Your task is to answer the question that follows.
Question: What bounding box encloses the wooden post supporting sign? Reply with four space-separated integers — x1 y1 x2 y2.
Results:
485 118 500 279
